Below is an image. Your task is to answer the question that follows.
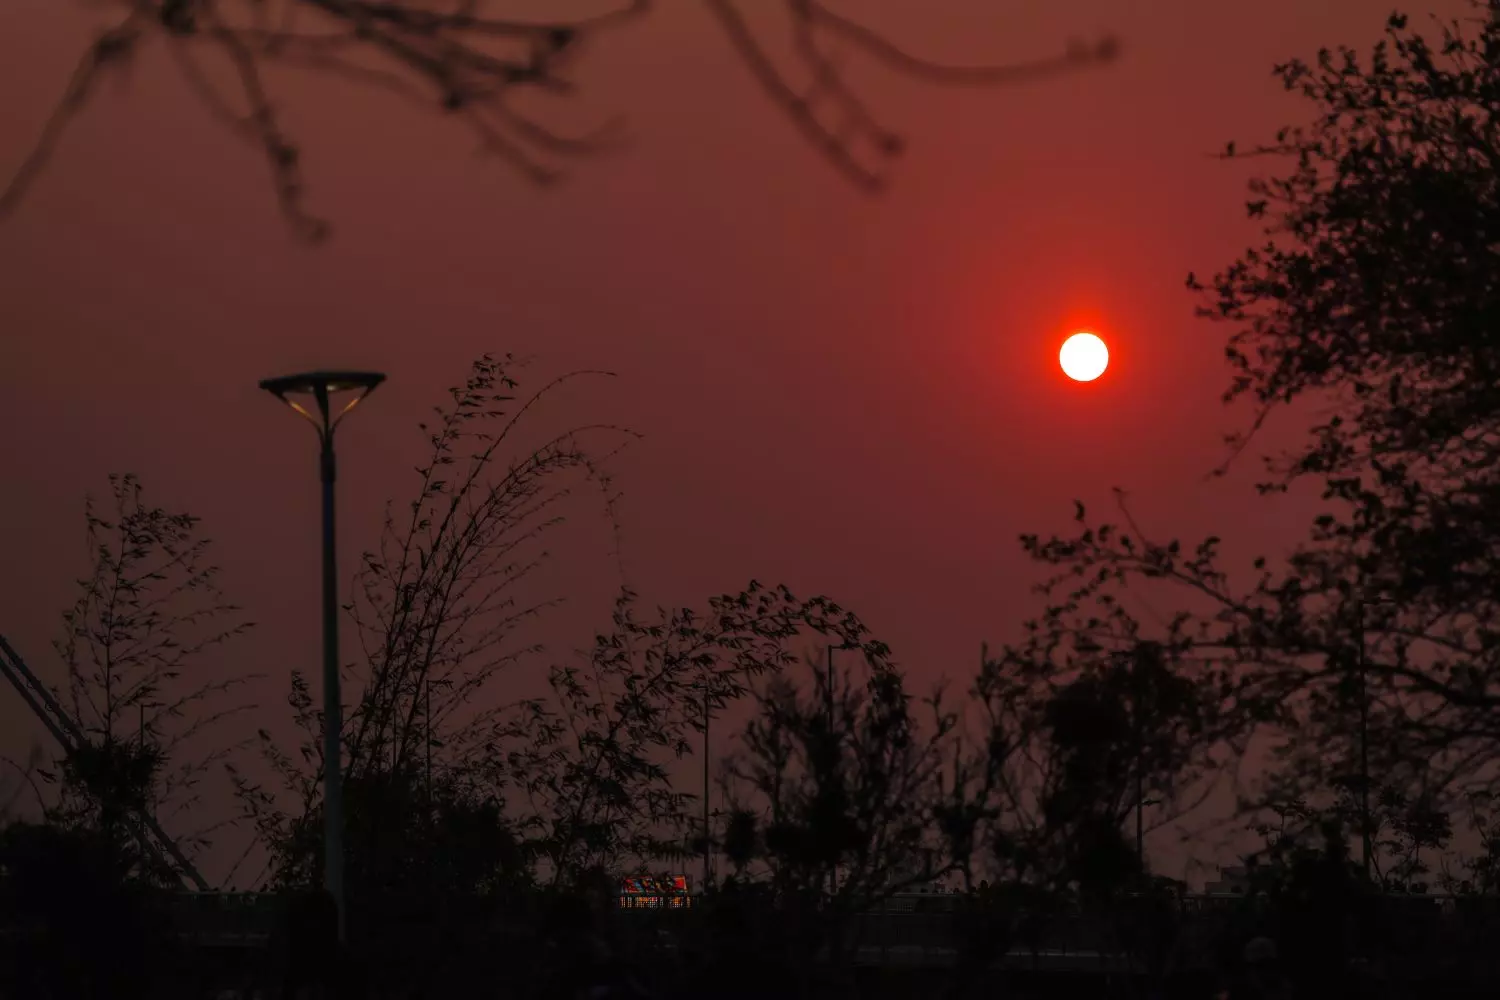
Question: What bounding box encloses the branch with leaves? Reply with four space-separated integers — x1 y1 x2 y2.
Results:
1016 489 1500 824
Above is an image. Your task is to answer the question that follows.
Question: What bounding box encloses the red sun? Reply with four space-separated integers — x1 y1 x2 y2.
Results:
1059 332 1109 382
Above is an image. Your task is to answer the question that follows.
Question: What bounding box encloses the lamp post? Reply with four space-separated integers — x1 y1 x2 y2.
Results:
259 370 386 944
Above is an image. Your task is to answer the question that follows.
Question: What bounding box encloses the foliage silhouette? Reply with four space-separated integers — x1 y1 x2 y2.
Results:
44 473 254 874
972 636 1237 895
703 647 967 995
225 355 908 999
2 2 1118 239
931 640 1225 998
0 476 253 996
231 354 629 895
0 822 176 998
1013 5 1500 844
500 583 882 887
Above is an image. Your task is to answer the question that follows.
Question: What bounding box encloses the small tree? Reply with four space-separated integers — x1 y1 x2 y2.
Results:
504 586 884 888
0 475 246 997
950 634 1236 995
45 473 253 878
701 646 969 997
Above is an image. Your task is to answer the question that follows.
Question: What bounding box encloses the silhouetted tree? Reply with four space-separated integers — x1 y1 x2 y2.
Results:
0 820 181 1000
945 638 1230 996
1236 805 1374 995
344 355 631 783
1452 792 1500 894
0 476 249 996
703 647 970 996
1 2 1118 239
980 638 1240 883
42 473 253 880
504 586 884 889
1183 2 1500 810
1004 9 1500 860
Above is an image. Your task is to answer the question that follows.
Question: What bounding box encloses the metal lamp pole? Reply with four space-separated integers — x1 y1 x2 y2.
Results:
259 370 386 944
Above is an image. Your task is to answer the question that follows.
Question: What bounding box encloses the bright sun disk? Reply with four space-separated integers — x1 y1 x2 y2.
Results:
1059 332 1109 382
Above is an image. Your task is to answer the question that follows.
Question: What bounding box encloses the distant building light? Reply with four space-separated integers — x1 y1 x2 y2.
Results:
617 874 693 910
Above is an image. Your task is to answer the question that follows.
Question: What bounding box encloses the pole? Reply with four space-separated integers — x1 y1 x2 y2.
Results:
139 703 154 821
1136 768 1145 872
320 431 346 945
826 645 835 731
426 672 433 816
138 703 146 872
827 645 837 897
702 685 711 891
1134 653 1145 874
427 670 434 898
1357 603 1372 882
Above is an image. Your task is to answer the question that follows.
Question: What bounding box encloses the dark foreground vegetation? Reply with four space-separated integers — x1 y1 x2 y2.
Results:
10 4 1500 999
2 850 1500 998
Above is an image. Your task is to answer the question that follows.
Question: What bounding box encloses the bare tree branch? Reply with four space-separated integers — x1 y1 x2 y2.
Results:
3 1 1118 239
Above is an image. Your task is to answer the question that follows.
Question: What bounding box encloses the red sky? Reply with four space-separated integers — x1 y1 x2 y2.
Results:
0 1 1475 886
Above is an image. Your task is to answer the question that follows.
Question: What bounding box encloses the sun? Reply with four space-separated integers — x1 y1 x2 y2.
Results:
1059 332 1109 382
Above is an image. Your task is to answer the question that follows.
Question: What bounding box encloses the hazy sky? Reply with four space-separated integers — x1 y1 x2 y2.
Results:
1 1 1476 885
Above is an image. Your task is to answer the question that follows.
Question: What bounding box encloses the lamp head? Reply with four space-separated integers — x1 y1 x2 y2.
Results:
259 370 386 433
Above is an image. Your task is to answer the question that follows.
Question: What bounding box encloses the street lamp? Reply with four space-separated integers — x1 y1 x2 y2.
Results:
259 370 385 944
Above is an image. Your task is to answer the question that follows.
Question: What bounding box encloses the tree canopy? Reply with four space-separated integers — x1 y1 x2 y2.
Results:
1026 4 1500 833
